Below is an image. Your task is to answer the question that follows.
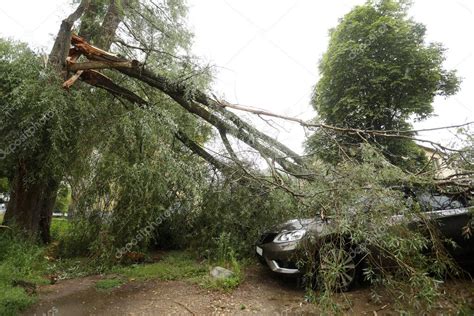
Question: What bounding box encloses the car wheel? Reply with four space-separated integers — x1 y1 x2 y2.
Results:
316 246 358 292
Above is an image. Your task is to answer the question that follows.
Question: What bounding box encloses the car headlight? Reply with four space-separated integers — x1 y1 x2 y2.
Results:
273 229 306 243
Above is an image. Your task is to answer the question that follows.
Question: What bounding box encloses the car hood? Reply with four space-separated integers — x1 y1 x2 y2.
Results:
272 218 324 232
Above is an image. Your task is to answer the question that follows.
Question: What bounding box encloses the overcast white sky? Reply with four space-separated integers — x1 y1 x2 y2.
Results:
0 0 472 153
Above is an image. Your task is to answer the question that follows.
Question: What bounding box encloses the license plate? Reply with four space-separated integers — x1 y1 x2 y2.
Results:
256 246 263 256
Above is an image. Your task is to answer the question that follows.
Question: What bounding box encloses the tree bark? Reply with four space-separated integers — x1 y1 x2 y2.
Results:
49 0 90 71
3 161 58 242
97 0 130 50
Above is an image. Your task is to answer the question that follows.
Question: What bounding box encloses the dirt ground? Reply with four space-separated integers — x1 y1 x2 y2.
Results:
25 265 474 316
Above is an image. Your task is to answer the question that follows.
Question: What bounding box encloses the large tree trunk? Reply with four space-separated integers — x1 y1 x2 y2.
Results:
3 161 59 242
97 0 130 50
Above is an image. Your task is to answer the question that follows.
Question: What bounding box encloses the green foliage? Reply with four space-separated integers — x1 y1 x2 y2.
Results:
105 251 242 291
0 37 117 199
0 233 48 284
214 232 236 264
209 242 243 290
1 0 211 245
182 178 299 258
58 104 210 262
200 269 242 292
301 4 470 305
1 1 467 313
196 232 244 291
0 285 36 316
306 0 460 170
46 257 98 280
449 127 474 175
50 218 70 241
458 304 474 316
53 0 213 260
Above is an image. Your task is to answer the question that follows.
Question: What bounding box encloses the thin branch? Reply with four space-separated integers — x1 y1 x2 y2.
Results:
64 34 473 189
219 130 239 162
214 99 474 150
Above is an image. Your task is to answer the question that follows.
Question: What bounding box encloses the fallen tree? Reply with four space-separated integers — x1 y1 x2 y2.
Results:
64 34 310 178
61 33 473 190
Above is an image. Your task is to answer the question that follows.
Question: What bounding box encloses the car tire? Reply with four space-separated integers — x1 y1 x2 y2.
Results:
313 244 361 292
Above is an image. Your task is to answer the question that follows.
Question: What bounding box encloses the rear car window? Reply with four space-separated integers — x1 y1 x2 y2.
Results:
417 193 464 211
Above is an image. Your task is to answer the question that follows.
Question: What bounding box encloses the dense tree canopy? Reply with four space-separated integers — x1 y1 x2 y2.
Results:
306 0 461 170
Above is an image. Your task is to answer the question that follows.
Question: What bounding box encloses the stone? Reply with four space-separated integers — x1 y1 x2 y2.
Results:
210 266 234 280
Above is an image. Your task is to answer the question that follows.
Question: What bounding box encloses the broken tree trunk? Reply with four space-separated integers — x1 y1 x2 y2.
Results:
49 0 91 71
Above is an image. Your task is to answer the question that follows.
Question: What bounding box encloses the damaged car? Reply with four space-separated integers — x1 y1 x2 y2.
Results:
256 191 473 291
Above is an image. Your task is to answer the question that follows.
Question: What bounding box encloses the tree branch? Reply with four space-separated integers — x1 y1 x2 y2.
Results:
68 60 139 71
49 0 90 69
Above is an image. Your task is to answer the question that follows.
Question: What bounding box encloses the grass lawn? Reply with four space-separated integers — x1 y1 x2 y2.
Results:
110 251 243 291
95 278 125 290
112 251 207 281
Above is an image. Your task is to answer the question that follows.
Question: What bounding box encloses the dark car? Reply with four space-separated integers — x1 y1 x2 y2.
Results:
256 192 473 290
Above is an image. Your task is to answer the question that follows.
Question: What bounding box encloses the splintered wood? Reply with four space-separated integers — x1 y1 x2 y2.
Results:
62 34 140 90
62 34 146 105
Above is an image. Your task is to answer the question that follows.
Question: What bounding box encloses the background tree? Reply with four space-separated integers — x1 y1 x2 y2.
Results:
306 0 460 171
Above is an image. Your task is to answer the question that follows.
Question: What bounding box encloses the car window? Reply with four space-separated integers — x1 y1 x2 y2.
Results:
417 193 463 211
